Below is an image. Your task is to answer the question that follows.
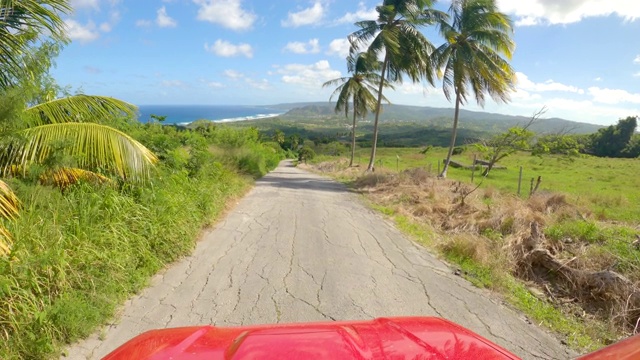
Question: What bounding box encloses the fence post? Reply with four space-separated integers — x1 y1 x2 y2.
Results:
437 160 441 175
428 163 432 174
529 177 534 197
471 155 477 182
517 166 523 196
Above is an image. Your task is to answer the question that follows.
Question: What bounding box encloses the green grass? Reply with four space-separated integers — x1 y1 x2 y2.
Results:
0 124 284 359
345 147 640 223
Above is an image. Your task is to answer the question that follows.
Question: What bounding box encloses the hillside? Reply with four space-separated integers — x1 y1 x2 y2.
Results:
275 102 603 135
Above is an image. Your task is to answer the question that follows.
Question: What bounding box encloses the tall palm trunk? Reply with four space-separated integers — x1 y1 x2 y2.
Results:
440 91 461 178
366 53 389 172
349 97 358 167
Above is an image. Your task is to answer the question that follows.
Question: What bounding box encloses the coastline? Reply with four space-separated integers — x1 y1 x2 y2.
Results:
178 112 283 126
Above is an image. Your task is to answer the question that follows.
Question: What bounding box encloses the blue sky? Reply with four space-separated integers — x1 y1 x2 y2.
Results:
52 0 640 125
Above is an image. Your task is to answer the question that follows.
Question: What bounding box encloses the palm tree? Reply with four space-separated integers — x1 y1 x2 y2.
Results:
435 0 516 178
349 0 445 172
0 96 158 255
0 0 70 88
323 52 390 167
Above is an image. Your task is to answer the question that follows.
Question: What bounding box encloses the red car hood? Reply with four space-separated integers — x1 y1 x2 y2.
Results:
103 317 519 360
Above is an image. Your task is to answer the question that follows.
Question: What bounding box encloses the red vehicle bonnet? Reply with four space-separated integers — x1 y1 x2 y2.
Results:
103 317 520 360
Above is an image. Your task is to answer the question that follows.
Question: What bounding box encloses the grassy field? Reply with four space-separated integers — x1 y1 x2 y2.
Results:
339 146 640 223
309 145 640 351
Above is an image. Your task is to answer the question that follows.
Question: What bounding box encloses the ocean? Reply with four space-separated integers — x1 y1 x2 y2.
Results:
136 105 285 126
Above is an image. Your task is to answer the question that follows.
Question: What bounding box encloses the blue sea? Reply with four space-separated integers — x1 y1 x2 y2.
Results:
136 105 285 126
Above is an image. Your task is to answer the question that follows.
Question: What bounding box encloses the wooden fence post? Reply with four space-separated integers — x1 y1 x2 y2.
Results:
471 155 477 182
517 166 523 196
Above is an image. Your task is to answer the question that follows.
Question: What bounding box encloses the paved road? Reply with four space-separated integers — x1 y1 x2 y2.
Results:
65 160 574 359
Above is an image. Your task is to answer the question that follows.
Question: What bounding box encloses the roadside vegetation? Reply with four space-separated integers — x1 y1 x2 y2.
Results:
302 142 639 351
0 2 284 358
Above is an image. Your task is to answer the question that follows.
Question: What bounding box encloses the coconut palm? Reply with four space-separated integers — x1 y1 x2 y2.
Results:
323 52 391 167
435 0 516 178
0 0 70 88
0 95 158 255
349 0 445 172
0 1 158 255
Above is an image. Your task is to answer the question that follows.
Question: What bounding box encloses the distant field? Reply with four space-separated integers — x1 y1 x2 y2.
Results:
326 147 640 224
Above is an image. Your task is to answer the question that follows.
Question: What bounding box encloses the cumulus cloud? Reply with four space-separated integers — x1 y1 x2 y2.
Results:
277 60 341 88
497 0 640 26
282 1 325 27
335 2 377 24
246 78 270 90
327 38 350 58
156 6 177 27
284 39 320 54
207 81 225 88
588 87 640 104
634 55 640 64
64 19 100 43
205 40 253 58
516 72 584 94
194 0 256 31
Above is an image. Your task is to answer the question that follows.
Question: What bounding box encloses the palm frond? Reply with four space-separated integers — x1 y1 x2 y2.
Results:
0 179 19 257
39 167 111 189
4 123 157 181
0 0 70 87
22 95 137 127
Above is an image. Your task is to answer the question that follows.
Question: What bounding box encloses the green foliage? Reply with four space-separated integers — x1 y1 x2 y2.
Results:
587 116 639 158
475 126 534 176
532 134 584 156
0 121 283 359
298 146 316 162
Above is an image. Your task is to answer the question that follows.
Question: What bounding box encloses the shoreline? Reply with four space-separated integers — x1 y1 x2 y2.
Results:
175 112 284 126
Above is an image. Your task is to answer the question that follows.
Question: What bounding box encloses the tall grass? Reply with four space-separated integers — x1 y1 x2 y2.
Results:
0 122 284 359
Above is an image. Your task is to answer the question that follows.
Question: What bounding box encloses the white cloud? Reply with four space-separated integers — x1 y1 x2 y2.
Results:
588 87 640 104
156 6 177 28
278 60 341 88
136 19 152 28
335 2 377 24
516 72 584 94
64 19 100 43
284 39 320 54
193 0 256 31
327 38 350 58
634 72 640 78
205 40 253 58
282 1 325 27
208 82 224 88
497 0 640 26
84 66 102 74
634 55 640 64
224 69 245 79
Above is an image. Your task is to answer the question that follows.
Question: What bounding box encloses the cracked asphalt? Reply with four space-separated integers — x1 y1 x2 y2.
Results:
64 160 575 359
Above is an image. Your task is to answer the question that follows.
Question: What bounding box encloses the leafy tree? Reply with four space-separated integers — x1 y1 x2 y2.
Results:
587 116 638 158
532 134 583 156
476 126 534 176
434 0 516 178
272 129 285 145
323 52 390 167
349 0 444 172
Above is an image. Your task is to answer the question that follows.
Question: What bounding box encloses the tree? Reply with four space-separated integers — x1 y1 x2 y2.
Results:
272 129 285 145
323 52 390 167
475 108 541 177
0 0 70 88
349 0 445 172
434 0 515 178
588 116 638 158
